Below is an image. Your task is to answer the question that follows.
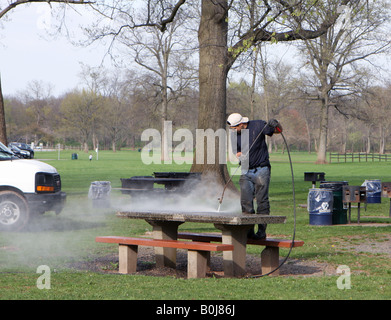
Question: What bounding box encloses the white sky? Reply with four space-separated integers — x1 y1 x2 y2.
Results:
0 3 112 97
1 3 390 98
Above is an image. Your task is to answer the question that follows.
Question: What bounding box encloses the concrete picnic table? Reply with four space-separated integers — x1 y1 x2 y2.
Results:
117 210 286 277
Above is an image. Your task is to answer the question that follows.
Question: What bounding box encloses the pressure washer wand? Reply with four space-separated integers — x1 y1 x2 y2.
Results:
217 164 241 212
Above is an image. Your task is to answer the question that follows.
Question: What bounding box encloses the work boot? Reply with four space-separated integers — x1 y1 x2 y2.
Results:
247 226 266 240
252 232 266 240
247 226 256 239
254 224 267 240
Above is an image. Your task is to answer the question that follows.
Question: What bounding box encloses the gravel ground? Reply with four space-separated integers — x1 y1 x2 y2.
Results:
71 247 337 278
70 230 390 279
334 233 391 258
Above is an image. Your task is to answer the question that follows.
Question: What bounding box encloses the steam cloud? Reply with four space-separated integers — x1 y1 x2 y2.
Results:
0 174 240 273
114 173 241 214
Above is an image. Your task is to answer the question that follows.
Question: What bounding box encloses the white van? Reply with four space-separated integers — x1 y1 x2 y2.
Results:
0 143 66 231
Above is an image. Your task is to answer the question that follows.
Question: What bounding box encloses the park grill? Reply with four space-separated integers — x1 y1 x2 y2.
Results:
381 182 391 198
304 172 325 188
120 172 202 196
342 186 366 203
381 182 391 217
342 185 366 224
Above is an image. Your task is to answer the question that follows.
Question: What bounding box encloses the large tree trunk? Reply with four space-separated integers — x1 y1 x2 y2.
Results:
316 95 329 164
161 71 170 162
0 75 7 145
379 126 385 154
190 0 235 189
365 132 371 154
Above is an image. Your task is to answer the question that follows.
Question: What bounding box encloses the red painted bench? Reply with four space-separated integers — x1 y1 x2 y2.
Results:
177 232 304 276
95 236 234 279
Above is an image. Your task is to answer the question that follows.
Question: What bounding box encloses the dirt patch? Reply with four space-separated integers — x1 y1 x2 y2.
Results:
69 233 391 278
332 234 391 258
69 246 336 279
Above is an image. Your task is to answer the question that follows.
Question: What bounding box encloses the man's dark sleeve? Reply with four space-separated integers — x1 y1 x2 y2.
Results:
262 120 275 137
230 131 240 153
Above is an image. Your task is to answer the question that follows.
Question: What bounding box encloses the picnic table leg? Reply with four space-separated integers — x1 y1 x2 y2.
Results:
214 224 249 278
118 244 138 274
187 250 208 279
146 220 184 268
261 246 280 276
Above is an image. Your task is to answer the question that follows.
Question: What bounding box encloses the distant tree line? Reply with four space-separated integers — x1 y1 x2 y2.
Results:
2 0 391 163
4 61 391 155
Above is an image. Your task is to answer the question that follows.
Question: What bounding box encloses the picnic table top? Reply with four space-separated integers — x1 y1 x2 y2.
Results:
117 210 286 225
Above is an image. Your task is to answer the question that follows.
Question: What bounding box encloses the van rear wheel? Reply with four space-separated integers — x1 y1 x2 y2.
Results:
0 191 29 231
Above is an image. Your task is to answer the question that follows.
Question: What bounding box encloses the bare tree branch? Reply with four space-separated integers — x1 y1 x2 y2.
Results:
227 0 352 70
159 0 186 31
0 0 94 19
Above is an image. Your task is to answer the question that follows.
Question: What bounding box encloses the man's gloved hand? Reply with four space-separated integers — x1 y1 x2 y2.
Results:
268 119 279 129
238 154 247 166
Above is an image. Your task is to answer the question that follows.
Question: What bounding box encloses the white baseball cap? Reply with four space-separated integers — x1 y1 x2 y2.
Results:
227 113 249 127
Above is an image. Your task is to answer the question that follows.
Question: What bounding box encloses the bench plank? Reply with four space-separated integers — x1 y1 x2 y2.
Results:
177 232 304 248
96 236 234 251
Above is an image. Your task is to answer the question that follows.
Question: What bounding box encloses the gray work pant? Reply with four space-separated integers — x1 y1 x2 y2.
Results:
239 166 270 236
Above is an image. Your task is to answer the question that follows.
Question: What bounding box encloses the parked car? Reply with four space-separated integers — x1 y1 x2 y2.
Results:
9 142 34 159
0 142 66 231
8 144 30 159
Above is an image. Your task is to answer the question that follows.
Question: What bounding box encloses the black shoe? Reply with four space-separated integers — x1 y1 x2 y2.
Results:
247 228 256 239
253 232 266 240
242 208 255 214
247 230 266 240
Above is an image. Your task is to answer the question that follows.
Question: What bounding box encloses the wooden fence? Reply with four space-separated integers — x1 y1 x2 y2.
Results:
329 152 391 163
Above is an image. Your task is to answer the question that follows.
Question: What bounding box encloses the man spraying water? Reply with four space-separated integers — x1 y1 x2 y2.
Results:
226 113 283 240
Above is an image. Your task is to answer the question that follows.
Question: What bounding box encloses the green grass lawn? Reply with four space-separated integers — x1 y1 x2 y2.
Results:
0 149 390 301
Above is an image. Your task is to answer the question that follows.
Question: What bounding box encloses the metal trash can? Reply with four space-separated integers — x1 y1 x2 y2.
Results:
308 188 333 225
88 181 111 208
320 181 348 224
362 179 381 203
